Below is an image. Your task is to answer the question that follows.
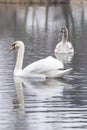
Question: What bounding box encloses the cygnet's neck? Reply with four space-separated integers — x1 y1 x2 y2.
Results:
62 29 68 44
14 44 25 75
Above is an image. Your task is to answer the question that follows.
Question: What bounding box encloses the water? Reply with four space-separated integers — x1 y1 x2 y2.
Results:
0 3 87 130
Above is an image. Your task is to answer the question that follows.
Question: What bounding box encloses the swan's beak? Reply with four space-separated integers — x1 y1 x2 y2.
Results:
9 44 16 51
9 46 15 51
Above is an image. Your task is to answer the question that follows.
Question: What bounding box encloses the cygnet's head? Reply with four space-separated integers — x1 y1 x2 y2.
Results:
10 41 24 50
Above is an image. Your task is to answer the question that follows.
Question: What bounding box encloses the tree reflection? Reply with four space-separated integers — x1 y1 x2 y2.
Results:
61 3 75 38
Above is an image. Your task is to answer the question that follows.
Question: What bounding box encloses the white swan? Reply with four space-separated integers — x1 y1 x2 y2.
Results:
10 41 72 78
54 27 74 54
55 53 74 64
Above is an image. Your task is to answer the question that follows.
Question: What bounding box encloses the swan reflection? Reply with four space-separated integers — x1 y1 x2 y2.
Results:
14 77 72 99
14 77 25 114
14 77 73 130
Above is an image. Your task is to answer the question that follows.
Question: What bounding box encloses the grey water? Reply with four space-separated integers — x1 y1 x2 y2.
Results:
0 3 87 130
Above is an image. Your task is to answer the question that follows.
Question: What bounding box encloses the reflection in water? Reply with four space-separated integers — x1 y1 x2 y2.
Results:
14 77 72 99
13 77 87 130
14 78 25 114
14 77 73 130
61 3 75 33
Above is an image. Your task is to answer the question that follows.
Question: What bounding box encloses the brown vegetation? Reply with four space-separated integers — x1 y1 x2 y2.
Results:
0 0 86 4
0 0 69 4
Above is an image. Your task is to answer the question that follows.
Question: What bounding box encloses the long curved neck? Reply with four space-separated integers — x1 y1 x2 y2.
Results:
14 45 25 74
62 29 68 44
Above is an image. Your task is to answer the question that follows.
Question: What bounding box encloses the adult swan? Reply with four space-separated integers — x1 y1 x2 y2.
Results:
10 41 72 78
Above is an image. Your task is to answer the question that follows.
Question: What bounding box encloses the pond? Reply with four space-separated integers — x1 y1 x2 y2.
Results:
0 3 87 130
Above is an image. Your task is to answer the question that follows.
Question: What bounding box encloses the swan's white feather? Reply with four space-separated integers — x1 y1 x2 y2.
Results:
55 41 74 53
22 56 64 74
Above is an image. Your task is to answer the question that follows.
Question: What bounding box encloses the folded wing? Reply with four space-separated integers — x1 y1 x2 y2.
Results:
22 56 64 74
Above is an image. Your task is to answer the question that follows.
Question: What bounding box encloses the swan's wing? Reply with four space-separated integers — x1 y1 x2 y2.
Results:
45 68 72 78
22 56 64 74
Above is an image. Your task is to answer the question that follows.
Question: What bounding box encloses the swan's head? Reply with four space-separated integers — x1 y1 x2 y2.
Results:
60 27 68 41
60 27 68 34
10 41 24 50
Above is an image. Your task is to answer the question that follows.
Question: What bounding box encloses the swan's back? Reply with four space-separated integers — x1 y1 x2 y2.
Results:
22 56 64 74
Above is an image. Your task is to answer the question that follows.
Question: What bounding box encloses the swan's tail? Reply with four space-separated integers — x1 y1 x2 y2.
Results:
46 68 72 78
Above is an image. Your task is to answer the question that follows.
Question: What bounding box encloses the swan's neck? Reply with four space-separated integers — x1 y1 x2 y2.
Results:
62 30 68 44
14 45 25 75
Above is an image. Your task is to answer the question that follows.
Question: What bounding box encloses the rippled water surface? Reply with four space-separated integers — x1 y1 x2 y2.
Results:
0 3 87 130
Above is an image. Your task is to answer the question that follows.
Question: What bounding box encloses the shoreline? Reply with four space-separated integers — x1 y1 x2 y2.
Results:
0 0 85 5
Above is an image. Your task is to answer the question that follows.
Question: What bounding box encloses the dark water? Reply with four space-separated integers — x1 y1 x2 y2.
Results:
0 3 87 130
